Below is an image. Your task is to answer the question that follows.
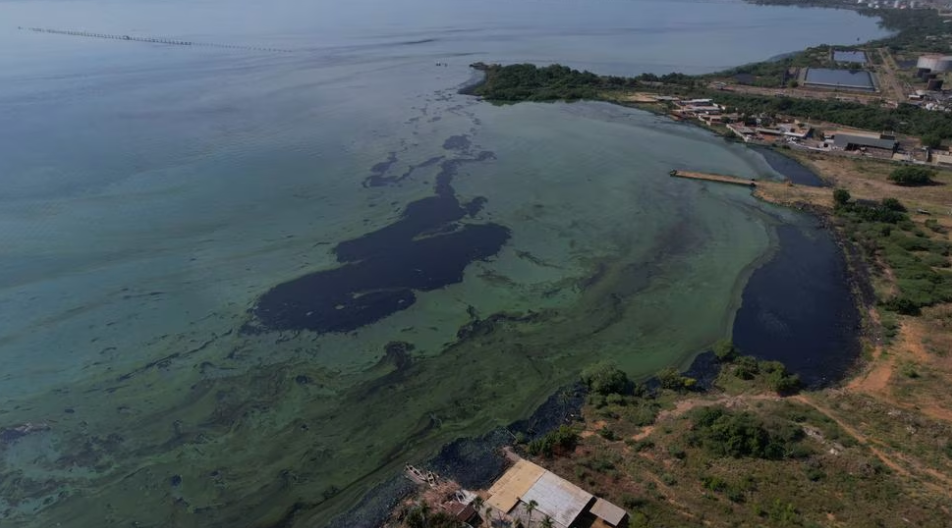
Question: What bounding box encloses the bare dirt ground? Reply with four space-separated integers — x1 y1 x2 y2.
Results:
784 151 952 216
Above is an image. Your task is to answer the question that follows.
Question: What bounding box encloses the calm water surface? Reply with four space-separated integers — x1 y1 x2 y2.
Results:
0 0 882 526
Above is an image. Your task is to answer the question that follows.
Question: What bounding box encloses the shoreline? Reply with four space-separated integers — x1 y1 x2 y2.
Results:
341 5 914 524
331 107 868 528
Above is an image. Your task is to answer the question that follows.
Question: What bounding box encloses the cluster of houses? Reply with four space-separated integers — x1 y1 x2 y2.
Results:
668 97 816 144
663 95 952 166
855 0 923 9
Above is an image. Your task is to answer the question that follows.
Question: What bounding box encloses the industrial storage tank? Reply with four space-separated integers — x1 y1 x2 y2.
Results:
917 54 952 73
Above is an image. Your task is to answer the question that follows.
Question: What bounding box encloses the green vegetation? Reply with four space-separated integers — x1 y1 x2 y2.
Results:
687 406 808 460
713 338 738 362
888 166 936 186
718 355 802 394
833 188 851 206
712 93 952 140
531 389 950 528
921 133 943 150
468 63 603 102
581 361 630 396
835 191 952 315
655 366 697 392
527 425 580 458
399 503 465 528
469 62 952 141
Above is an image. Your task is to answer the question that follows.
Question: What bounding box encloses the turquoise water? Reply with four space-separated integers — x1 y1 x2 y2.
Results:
0 0 885 526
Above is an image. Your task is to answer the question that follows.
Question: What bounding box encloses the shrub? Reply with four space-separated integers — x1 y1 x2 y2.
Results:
656 366 695 392
621 493 645 509
701 475 728 492
833 188 851 206
631 439 655 452
598 427 617 441
881 197 907 212
883 296 922 315
581 361 630 395
888 166 935 186
713 339 738 362
900 362 920 378
668 444 687 459
625 401 661 426
688 406 806 460
767 368 802 395
925 218 946 234
922 132 943 149
527 425 579 457
733 355 760 380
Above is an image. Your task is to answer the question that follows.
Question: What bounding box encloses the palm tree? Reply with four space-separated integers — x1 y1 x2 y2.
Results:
526 499 538 528
541 516 554 528
471 497 484 526
417 501 430 528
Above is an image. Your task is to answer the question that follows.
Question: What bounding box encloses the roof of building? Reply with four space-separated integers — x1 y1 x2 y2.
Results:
804 68 875 90
486 459 546 514
445 502 476 522
833 50 868 63
590 498 628 526
735 73 756 85
833 133 898 150
934 153 952 164
520 471 593 528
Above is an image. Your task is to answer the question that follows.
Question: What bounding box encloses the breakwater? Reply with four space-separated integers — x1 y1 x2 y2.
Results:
19 26 295 53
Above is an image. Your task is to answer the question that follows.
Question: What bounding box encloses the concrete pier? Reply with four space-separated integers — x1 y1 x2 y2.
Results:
669 169 757 187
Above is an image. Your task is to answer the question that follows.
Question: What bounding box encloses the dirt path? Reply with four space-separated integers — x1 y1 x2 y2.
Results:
847 343 894 394
846 316 952 424
792 394 952 495
790 395 910 477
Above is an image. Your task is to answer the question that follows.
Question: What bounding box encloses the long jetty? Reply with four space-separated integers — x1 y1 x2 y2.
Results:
18 27 295 53
669 169 757 187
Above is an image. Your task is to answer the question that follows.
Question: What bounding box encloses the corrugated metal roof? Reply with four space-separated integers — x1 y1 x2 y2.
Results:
486 460 546 514
590 498 627 526
520 471 593 528
833 133 897 150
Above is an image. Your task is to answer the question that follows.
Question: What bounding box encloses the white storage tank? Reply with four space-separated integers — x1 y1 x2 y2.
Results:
917 54 952 72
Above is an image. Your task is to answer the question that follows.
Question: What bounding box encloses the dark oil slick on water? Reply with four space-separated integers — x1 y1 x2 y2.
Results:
251 137 508 334
733 222 860 387
0 1 888 527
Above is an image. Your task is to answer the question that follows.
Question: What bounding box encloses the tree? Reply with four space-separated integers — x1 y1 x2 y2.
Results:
471 497 484 525
656 366 694 391
881 197 906 212
526 425 579 458
416 502 430 528
889 166 935 186
541 516 554 528
581 361 629 395
713 339 738 362
526 500 538 527
922 132 943 149
833 188 851 207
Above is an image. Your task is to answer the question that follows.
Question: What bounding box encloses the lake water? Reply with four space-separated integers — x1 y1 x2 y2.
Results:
0 0 885 526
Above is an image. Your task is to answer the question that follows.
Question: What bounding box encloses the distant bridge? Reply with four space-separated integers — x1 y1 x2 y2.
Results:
18 26 295 53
